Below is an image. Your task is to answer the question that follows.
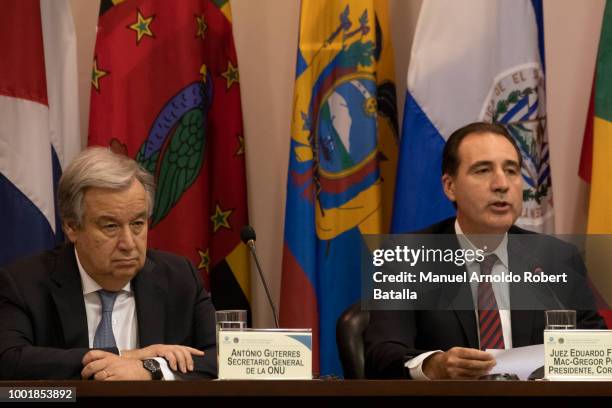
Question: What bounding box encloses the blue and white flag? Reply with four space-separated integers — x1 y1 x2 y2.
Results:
0 0 80 266
392 0 553 233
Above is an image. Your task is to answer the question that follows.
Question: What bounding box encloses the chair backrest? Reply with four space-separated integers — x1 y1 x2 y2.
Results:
336 302 370 379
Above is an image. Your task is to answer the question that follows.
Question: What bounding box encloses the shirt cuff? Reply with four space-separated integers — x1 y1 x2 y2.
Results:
405 350 442 380
153 357 176 381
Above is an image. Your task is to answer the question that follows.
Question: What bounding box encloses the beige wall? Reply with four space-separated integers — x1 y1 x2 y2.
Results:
545 0 605 234
70 0 606 327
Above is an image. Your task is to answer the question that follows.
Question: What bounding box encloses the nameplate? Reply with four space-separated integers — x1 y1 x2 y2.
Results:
545 330 612 380
218 329 312 380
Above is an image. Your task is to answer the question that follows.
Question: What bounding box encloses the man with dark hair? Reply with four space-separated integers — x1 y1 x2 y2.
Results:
441 122 522 178
0 147 217 380
364 122 604 380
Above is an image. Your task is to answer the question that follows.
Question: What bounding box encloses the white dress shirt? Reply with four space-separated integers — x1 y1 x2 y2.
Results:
75 249 175 380
406 220 513 380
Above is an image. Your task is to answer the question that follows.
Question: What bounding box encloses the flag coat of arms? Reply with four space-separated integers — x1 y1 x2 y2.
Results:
280 0 398 376
88 0 250 314
392 0 553 234
0 0 80 266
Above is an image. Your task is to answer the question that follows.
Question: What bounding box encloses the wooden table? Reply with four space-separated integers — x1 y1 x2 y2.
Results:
2 379 612 403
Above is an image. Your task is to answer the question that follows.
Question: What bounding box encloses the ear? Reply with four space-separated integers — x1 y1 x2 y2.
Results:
62 221 79 243
442 173 456 203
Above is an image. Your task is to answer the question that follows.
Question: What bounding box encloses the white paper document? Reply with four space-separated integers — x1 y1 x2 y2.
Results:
486 344 544 380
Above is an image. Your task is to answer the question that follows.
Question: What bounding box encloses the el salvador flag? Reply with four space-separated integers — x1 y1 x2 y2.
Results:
392 0 553 234
0 0 80 266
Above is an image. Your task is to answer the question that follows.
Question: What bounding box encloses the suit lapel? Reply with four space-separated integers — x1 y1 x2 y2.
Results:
508 233 539 347
133 255 167 346
440 219 479 348
49 245 89 348
454 310 479 348
433 221 548 347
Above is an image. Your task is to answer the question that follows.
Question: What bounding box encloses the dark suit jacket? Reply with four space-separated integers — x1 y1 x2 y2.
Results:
364 217 606 379
0 244 217 380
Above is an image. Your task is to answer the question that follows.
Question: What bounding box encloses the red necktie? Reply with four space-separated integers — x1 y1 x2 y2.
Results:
478 254 505 350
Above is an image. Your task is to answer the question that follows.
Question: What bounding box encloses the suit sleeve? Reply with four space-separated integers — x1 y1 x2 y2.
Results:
174 258 217 380
0 269 90 380
364 310 429 379
566 248 607 330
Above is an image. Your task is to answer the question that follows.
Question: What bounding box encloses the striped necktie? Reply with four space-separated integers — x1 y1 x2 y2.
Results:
478 254 505 350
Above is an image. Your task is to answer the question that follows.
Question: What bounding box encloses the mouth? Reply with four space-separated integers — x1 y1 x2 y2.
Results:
111 258 139 267
488 200 512 213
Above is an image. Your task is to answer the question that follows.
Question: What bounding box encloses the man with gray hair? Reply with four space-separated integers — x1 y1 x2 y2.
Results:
0 147 217 380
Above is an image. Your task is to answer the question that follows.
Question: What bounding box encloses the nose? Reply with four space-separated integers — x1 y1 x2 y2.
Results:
117 225 136 252
490 167 509 193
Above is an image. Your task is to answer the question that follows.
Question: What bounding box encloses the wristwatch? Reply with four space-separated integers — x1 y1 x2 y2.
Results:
142 359 163 380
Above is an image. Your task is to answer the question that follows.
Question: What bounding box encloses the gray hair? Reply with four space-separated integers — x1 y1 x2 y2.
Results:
58 147 155 227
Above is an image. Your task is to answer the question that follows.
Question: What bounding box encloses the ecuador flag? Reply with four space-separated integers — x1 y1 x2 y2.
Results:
280 0 398 376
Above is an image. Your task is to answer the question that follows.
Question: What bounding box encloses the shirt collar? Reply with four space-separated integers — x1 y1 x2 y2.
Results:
74 247 132 295
454 219 509 269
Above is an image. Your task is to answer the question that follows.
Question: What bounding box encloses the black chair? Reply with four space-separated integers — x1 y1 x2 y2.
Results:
336 302 370 379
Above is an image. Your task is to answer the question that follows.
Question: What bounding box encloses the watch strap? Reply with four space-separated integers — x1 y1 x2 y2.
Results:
142 358 163 380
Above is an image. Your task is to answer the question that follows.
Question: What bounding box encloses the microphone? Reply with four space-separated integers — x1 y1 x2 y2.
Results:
528 266 566 381
533 266 566 310
241 225 279 328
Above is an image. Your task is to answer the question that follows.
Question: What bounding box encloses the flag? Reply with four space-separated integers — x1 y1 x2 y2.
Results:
280 0 398 376
88 0 250 315
579 0 612 328
0 0 80 266
392 0 553 234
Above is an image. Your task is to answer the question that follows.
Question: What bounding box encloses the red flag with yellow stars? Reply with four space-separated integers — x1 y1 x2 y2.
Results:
89 0 250 317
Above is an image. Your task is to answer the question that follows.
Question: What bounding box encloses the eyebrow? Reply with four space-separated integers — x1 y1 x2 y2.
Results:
95 212 148 223
132 211 148 220
468 160 492 170
468 160 520 171
502 160 521 168
95 216 118 223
